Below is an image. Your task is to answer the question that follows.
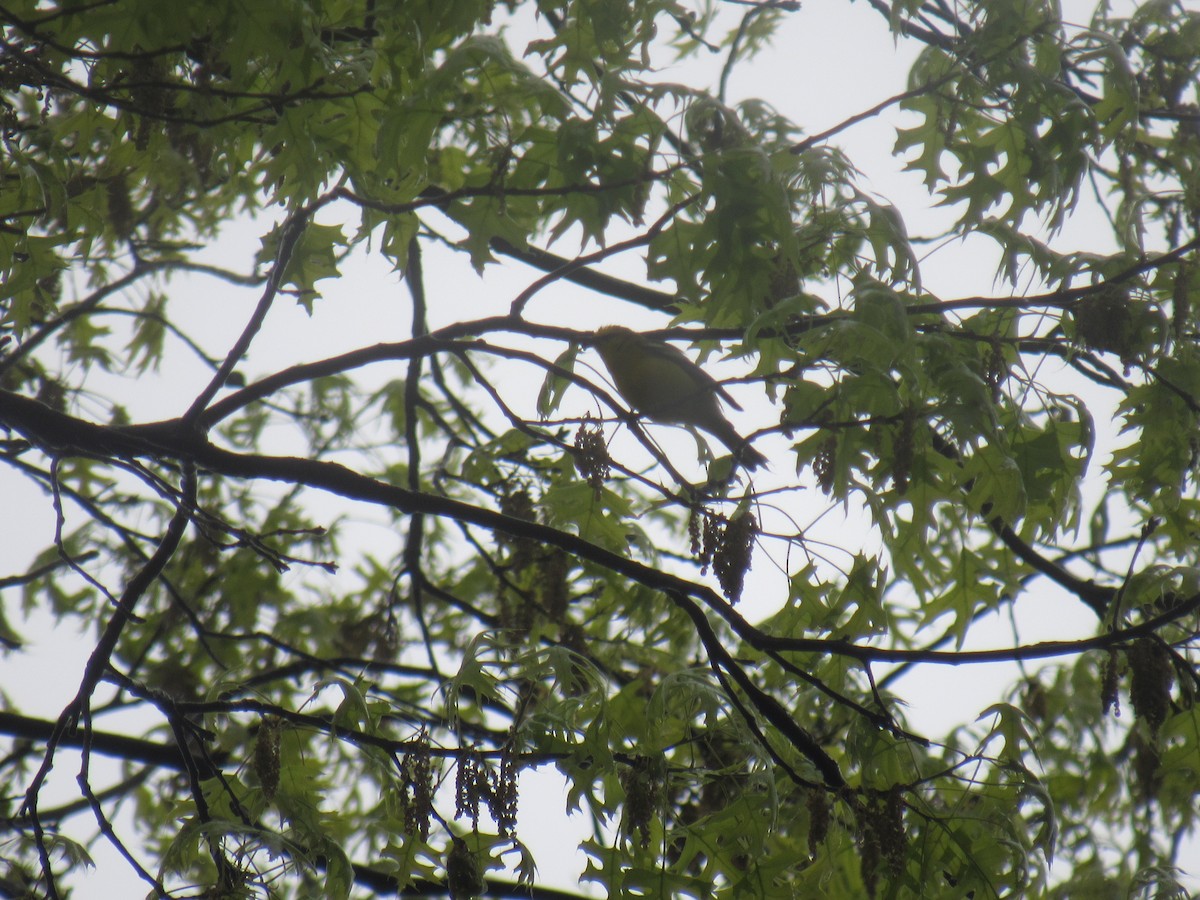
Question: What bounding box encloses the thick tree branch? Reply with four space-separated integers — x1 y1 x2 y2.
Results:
6 389 1184 674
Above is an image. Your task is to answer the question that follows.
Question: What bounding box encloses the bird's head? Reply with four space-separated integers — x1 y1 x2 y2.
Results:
593 326 642 366
595 325 637 344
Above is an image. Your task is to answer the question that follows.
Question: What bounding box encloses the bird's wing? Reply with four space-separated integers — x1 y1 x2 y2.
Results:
646 340 743 411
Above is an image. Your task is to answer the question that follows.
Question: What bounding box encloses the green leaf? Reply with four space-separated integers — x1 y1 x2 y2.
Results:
258 221 347 306
537 343 580 418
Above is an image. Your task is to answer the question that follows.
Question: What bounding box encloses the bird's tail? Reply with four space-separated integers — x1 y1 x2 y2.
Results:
711 419 768 471
738 442 769 471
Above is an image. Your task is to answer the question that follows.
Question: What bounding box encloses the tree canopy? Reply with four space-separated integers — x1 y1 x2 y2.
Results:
2 0 1199 897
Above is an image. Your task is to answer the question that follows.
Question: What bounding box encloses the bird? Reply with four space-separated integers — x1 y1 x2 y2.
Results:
593 326 768 470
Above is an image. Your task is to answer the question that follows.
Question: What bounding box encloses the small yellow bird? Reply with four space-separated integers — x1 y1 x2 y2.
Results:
593 326 768 470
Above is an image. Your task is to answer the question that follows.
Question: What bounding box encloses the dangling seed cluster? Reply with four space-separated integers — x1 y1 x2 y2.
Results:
574 418 611 496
